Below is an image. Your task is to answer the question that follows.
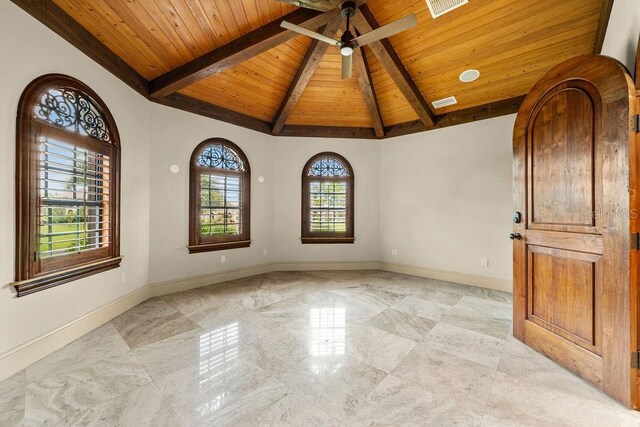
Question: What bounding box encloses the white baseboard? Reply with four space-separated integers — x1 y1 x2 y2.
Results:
381 262 513 292
148 263 273 298
0 285 149 382
0 260 510 382
272 261 382 272
148 261 382 297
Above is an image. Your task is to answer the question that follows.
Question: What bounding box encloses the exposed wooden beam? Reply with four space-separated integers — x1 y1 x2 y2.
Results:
351 5 436 127
152 94 272 135
152 93 524 140
9 0 149 97
279 125 377 139
434 96 525 129
352 47 384 138
153 94 524 140
272 16 344 135
154 92 381 140
384 96 526 139
593 0 614 54
150 8 340 99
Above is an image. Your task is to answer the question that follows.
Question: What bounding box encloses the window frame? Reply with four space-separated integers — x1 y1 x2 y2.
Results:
301 152 355 244
188 138 251 254
15 74 121 297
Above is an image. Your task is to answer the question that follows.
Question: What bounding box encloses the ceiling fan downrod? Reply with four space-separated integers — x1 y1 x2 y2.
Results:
340 1 356 57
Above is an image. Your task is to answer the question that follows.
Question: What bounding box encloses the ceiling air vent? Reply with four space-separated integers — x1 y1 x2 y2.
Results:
426 0 468 18
432 96 458 109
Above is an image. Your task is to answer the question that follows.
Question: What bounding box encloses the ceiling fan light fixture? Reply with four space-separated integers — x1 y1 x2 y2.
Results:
341 45 354 56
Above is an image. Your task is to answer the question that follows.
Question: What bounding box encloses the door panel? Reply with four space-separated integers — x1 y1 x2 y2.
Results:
527 81 602 235
513 54 637 407
530 88 595 227
527 245 601 353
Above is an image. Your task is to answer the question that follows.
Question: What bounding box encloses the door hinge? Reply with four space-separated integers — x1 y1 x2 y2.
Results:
633 114 640 133
632 233 640 250
633 351 640 369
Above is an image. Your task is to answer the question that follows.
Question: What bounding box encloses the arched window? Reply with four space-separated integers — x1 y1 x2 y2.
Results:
302 152 354 244
189 139 251 253
15 75 121 297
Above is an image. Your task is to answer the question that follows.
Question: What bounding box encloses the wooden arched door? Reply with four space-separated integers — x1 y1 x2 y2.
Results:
513 54 639 407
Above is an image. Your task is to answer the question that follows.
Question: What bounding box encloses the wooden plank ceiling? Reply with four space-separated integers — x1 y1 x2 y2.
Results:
48 0 609 136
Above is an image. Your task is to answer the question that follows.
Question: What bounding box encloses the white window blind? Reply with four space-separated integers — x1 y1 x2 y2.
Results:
38 137 111 258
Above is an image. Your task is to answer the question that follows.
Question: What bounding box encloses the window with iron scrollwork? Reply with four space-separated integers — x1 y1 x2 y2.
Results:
14 74 121 297
189 139 251 253
302 152 355 244
307 156 349 177
197 144 246 171
34 87 111 143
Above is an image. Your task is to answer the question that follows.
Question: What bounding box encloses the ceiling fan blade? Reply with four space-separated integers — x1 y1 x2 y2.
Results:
353 14 418 47
341 54 353 80
281 21 341 46
274 0 342 12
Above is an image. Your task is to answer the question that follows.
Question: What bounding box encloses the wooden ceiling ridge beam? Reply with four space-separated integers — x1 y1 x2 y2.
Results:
149 8 341 99
351 5 436 128
352 46 384 138
272 15 344 135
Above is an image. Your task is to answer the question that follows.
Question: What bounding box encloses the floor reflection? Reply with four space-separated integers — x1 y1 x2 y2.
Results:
309 306 346 376
197 322 240 416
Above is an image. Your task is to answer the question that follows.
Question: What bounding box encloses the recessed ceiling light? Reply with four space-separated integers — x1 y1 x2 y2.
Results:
459 69 480 83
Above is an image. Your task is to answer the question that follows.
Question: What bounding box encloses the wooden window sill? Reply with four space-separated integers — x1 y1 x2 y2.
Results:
12 257 123 297
301 237 355 244
188 240 251 254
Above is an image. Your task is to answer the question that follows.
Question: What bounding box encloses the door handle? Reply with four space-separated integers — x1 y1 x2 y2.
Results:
509 233 522 240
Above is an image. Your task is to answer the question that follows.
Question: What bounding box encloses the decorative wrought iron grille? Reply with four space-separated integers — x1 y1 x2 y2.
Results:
34 88 111 142
308 157 349 177
197 144 246 171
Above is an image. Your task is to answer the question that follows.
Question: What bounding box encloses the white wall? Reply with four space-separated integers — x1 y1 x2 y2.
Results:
0 2 151 355
380 115 515 283
147 103 381 284
602 0 640 74
270 138 380 264
147 105 274 284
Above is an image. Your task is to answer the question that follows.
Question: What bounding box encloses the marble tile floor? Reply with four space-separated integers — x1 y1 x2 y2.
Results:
2 270 640 426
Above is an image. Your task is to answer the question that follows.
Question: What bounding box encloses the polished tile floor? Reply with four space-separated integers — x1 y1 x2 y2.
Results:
2 270 640 426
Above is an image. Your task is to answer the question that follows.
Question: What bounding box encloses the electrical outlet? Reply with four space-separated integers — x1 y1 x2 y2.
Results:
263 249 268 256
120 272 126 284
220 255 226 264
391 248 399 256
481 258 489 268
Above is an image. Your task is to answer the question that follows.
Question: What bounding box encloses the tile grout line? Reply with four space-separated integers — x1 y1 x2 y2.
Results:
478 322 512 427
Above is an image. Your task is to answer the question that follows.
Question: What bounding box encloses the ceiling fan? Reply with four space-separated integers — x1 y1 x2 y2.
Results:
279 1 418 79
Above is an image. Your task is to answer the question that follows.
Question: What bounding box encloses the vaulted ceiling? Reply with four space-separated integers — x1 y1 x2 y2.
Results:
14 0 613 139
